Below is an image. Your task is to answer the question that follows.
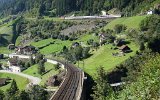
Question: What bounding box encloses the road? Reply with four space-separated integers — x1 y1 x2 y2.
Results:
2 54 64 85
3 54 84 100
0 70 41 85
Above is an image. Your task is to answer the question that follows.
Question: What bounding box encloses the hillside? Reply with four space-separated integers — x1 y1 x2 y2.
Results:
104 15 148 30
0 0 159 17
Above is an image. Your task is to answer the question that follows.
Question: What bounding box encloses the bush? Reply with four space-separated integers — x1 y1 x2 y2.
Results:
114 24 127 34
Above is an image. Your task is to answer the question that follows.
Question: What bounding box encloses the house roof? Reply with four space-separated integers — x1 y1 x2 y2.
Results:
9 57 18 63
119 45 130 50
0 78 7 85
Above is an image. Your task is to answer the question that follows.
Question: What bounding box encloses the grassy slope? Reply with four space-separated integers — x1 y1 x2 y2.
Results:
0 73 29 91
104 15 148 30
0 18 15 54
31 34 98 54
23 62 58 85
78 41 138 77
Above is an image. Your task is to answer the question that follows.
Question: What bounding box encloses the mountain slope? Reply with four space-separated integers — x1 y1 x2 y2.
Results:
0 0 159 17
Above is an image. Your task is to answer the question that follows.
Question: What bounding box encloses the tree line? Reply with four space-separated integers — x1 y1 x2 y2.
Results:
0 0 159 17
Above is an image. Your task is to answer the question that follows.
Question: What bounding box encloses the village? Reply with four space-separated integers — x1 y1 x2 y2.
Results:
0 30 133 89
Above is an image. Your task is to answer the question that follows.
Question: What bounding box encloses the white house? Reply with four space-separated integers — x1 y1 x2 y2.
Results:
101 11 107 16
147 10 154 15
8 57 21 72
9 66 21 72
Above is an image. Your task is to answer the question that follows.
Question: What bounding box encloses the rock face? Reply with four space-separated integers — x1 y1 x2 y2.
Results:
60 24 96 36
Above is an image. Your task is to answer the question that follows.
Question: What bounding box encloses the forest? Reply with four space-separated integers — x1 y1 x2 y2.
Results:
0 0 159 17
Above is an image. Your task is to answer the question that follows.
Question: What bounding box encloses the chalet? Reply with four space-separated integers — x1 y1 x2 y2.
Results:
99 33 107 45
8 57 22 72
0 78 7 86
8 57 18 66
119 45 131 53
15 46 37 55
23 46 36 54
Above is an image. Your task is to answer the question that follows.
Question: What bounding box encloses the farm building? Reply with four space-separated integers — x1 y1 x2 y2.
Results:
15 46 37 55
119 45 131 53
8 57 18 66
8 57 27 72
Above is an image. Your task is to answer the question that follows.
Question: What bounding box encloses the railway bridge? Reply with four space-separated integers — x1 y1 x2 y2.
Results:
7 54 85 100
49 60 84 100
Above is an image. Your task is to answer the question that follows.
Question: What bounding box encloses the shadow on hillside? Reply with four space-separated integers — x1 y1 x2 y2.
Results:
0 36 9 46
81 72 94 100
1 34 10 37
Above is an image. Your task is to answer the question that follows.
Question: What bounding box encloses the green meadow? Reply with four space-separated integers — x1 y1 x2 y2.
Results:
23 62 58 85
0 73 29 91
104 15 148 30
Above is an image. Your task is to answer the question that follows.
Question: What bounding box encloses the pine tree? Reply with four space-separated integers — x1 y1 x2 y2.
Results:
19 90 30 100
7 79 19 95
0 90 4 100
92 66 114 100
139 42 145 51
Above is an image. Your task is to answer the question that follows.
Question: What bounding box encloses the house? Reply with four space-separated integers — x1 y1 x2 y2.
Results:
0 78 7 86
147 10 154 15
9 66 21 72
8 57 21 72
23 46 36 54
15 46 37 55
114 39 125 46
15 46 24 54
101 11 107 16
99 33 107 45
8 57 18 66
119 45 131 53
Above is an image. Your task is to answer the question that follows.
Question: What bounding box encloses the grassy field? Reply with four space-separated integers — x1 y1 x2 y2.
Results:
0 73 29 91
0 47 13 54
78 41 138 77
104 15 148 30
23 62 58 85
0 16 17 54
0 25 13 44
30 34 99 54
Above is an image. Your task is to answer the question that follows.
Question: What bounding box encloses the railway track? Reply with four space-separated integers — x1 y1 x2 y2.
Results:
6 54 84 100
50 61 84 100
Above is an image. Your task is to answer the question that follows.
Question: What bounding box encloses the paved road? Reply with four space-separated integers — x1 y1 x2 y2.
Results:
0 70 41 85
2 54 64 85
